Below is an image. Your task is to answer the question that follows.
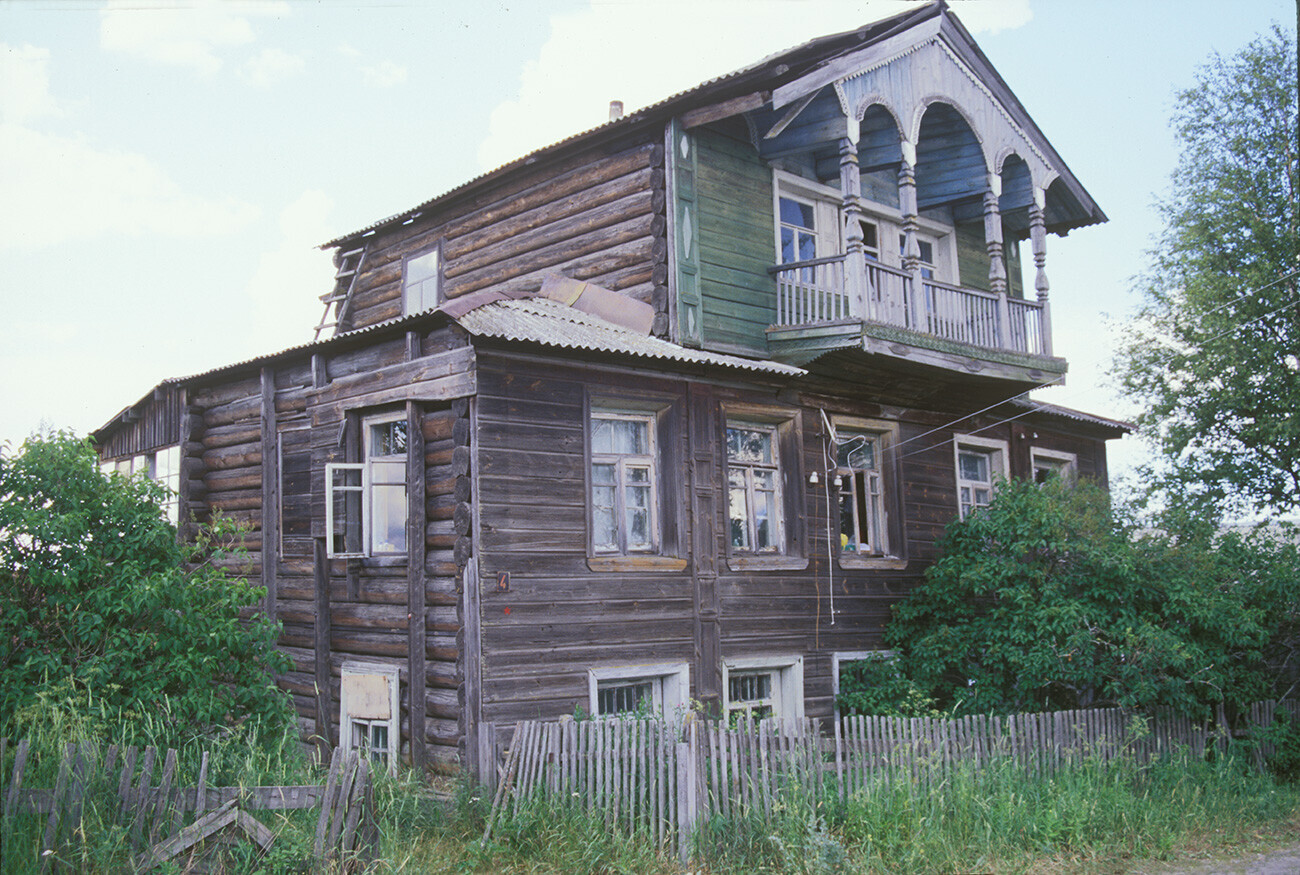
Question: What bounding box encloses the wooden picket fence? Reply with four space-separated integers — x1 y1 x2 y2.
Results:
0 739 377 872
486 705 1268 863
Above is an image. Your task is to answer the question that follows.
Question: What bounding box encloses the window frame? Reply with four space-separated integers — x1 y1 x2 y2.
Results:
726 421 785 554
402 242 443 316
772 173 841 267
101 447 180 525
953 433 1009 519
587 662 690 720
831 649 896 719
584 392 687 572
722 406 806 571
1031 447 1077 485
325 410 409 559
340 662 400 775
829 417 903 566
722 656 804 722
589 410 660 555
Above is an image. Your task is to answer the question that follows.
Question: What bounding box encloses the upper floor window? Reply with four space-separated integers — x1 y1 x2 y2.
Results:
403 246 441 315
726 423 783 553
779 196 819 264
1032 448 1077 485
590 411 658 554
953 434 1008 519
326 412 408 558
836 431 888 556
899 233 938 280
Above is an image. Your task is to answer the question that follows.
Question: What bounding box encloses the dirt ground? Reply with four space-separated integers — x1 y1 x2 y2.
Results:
1124 843 1300 875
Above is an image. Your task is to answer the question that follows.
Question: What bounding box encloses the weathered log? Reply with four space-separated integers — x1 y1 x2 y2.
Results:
454 536 472 569
203 466 261 492
444 213 657 298
443 166 657 261
202 441 262 471
191 378 260 409
453 502 472 536
444 190 657 281
203 396 260 429
442 143 658 242
200 421 261 450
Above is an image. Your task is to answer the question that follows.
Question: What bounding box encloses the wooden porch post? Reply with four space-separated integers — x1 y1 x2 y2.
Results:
1029 187 1053 356
984 176 1011 348
839 132 869 320
897 139 925 331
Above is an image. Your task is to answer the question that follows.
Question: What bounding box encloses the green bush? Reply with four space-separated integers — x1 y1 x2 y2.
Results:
836 654 936 717
0 431 293 749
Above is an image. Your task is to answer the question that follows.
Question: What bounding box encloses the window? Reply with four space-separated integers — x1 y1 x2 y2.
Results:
953 434 1008 519
778 196 819 265
340 663 399 774
403 246 441 315
1031 448 1077 485
899 233 938 279
835 431 887 556
726 423 783 553
723 657 803 722
588 663 689 719
590 412 658 554
102 447 180 525
326 412 408 558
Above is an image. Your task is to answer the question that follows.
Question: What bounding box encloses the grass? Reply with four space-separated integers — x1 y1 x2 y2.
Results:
376 751 1300 875
5 692 1300 875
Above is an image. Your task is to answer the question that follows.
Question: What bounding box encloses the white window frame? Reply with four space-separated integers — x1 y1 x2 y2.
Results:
340 662 400 775
325 412 409 559
589 410 660 555
722 656 804 722
953 433 1009 519
725 421 786 554
587 662 690 720
363 413 408 556
773 172 842 265
1031 447 1077 485
402 244 442 315
833 429 889 557
104 448 180 524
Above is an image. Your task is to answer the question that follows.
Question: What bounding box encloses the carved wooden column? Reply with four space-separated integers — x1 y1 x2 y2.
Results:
984 175 1011 348
839 135 868 320
897 139 925 331
1029 187 1053 356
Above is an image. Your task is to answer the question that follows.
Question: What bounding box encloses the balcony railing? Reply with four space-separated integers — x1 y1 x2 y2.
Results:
771 255 1049 357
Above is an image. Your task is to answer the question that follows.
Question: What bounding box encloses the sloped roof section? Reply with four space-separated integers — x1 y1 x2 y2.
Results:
455 298 806 377
1012 397 1133 433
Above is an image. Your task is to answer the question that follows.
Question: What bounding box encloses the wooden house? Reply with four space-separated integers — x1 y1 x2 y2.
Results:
92 1 1128 777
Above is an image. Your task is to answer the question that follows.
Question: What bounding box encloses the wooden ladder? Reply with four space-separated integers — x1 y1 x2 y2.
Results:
314 244 368 341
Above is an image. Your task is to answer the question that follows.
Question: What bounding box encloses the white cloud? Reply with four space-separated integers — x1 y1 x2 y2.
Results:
100 0 290 76
0 122 259 250
360 59 407 88
1 43 63 125
243 190 338 352
477 0 1033 172
336 45 407 88
240 47 306 88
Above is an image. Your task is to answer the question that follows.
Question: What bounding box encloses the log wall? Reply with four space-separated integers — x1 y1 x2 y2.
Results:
181 323 474 774
338 136 671 337
471 349 1114 727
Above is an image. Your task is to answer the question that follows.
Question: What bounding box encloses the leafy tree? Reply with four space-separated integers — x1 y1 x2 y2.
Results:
1117 26 1298 518
0 432 292 743
886 478 1295 719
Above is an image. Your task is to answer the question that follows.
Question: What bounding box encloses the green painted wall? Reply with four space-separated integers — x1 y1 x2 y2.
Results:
956 221 1024 298
695 121 777 355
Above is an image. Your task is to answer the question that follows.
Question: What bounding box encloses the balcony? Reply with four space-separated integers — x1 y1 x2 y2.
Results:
765 255 1065 386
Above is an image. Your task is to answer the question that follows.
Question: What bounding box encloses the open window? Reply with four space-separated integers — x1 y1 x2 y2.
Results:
1031 447 1077 485
953 434 1008 519
340 662 399 774
587 663 690 720
326 411 408 558
828 419 901 563
722 656 804 722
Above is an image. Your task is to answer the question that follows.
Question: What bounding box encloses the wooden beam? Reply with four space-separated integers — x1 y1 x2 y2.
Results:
764 90 818 140
680 91 769 129
260 367 279 621
313 537 333 755
406 400 427 774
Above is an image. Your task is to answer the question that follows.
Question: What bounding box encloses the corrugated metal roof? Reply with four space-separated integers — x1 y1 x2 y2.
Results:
457 298 806 377
1012 397 1133 433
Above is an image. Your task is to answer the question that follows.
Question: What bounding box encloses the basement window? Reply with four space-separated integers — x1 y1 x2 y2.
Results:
340 663 399 774
588 663 689 719
723 656 804 722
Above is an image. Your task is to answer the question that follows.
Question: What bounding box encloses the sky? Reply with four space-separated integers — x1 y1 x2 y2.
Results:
0 0 1292 491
